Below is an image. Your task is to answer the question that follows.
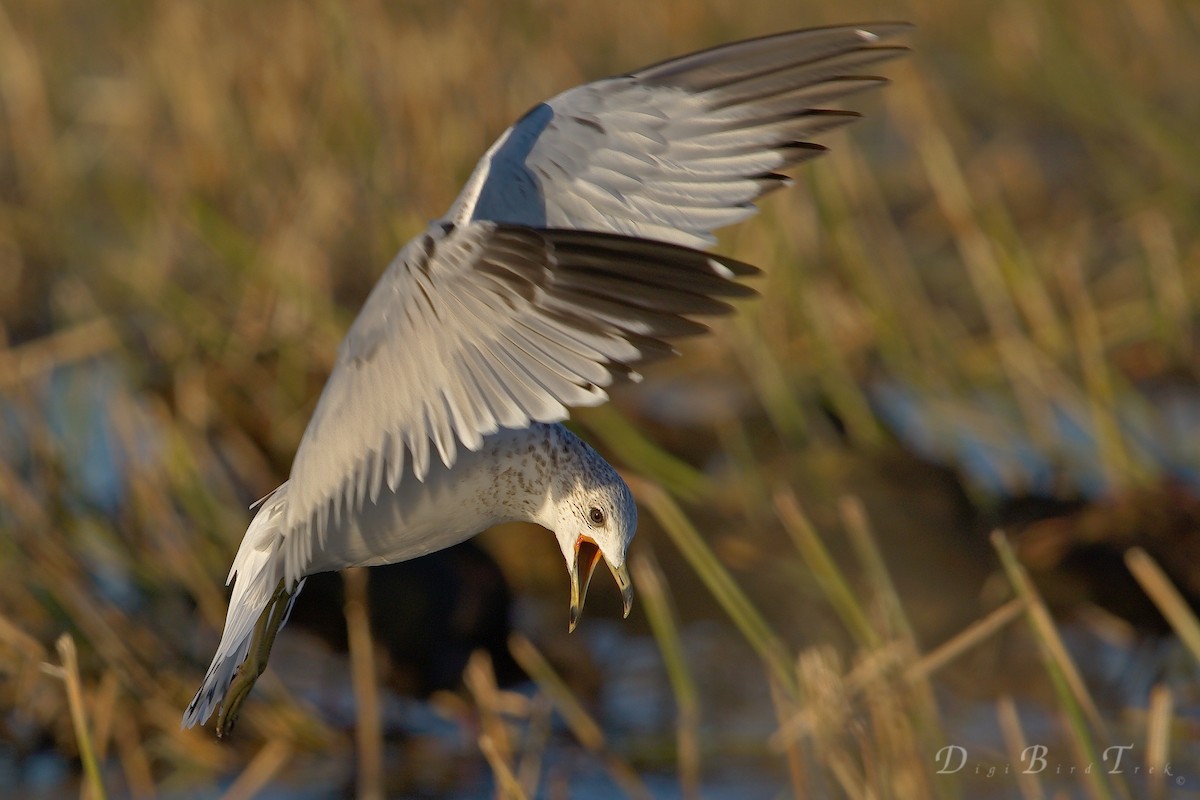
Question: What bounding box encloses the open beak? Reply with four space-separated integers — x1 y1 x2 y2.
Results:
569 535 634 632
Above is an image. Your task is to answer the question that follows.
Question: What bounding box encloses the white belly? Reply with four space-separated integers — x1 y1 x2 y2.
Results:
303 424 557 574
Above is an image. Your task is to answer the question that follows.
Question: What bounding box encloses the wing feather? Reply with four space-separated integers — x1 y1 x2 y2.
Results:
280 223 755 562
448 22 910 247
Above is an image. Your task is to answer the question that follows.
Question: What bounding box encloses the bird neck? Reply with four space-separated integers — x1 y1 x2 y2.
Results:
476 422 578 529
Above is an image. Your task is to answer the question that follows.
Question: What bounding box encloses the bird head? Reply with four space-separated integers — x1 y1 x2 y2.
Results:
549 442 636 632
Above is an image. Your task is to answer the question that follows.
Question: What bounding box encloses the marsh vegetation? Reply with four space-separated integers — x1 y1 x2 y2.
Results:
2 0 1199 797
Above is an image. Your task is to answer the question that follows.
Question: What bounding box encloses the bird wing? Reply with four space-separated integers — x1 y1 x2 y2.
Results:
281 22 910 580
280 222 756 581
446 23 910 248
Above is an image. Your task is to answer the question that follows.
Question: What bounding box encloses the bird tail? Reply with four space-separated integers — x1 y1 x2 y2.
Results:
182 483 302 730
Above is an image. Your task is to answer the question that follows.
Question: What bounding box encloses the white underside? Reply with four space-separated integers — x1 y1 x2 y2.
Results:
183 425 556 728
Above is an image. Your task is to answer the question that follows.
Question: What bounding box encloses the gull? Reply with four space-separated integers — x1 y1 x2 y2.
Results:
183 22 909 736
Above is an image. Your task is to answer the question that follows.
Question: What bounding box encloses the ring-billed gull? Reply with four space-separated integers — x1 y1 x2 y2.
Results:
183 22 910 736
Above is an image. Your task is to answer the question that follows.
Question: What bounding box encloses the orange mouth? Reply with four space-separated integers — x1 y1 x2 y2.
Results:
568 534 634 632
576 535 603 585
570 535 603 632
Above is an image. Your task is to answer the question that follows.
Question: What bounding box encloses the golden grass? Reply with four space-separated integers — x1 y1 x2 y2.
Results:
2 0 1199 795
41 634 108 800
631 551 701 796
342 567 383 800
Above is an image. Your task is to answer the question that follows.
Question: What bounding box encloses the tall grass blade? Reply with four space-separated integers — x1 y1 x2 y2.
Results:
631 551 701 798
628 476 797 697
995 695 1046 800
774 489 880 649
991 531 1124 800
1124 548 1200 665
508 634 651 800
343 567 384 800
1146 684 1173 800
43 635 108 800
838 495 955 799
479 734 528 800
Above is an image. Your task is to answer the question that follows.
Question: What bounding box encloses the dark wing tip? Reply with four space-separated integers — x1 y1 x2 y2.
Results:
484 225 759 346
633 22 914 86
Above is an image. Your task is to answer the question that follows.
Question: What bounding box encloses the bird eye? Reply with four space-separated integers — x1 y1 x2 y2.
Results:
588 507 606 526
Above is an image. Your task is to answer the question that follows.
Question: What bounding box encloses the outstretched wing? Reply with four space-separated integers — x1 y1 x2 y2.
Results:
282 22 910 576
281 223 756 574
447 23 910 247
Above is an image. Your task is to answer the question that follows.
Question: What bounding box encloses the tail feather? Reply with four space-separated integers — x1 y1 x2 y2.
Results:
182 483 296 729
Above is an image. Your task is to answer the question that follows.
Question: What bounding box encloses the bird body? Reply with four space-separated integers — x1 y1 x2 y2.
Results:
186 422 629 728
184 22 909 735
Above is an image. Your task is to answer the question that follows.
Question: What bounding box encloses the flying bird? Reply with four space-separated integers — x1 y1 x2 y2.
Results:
183 22 910 736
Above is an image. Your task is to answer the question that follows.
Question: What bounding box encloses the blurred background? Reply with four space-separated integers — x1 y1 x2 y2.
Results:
2 0 1200 797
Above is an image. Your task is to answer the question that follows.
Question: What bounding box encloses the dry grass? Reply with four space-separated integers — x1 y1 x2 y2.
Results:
2 0 1199 796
